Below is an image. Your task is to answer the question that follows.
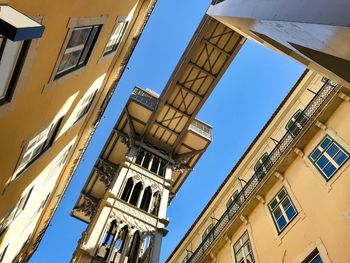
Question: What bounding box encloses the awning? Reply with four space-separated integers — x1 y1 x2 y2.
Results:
0 5 44 41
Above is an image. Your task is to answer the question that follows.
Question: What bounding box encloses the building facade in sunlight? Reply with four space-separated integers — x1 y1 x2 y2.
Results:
208 0 350 87
0 1 157 262
70 14 245 263
167 70 350 263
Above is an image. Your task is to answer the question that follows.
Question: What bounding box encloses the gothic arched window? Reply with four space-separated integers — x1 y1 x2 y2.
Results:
140 186 152 212
129 182 143 206
127 231 141 263
121 177 134 201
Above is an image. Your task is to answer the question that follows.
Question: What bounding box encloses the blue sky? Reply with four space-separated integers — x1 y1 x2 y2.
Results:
30 0 304 262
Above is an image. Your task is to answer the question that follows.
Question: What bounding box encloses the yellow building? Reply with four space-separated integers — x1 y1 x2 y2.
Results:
0 1 157 262
167 70 350 263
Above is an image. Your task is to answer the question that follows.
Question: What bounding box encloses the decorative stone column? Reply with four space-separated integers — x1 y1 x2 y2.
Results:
158 165 172 219
118 229 133 263
149 231 163 263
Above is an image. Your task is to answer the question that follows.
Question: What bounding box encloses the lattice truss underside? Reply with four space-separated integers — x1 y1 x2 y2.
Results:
143 15 245 152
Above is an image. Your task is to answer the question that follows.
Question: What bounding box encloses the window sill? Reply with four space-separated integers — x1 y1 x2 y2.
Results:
274 212 305 245
97 50 117 64
5 147 53 193
304 156 350 193
324 158 350 191
42 66 87 93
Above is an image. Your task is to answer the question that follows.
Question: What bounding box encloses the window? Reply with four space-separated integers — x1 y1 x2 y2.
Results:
134 148 167 176
55 25 101 79
104 19 128 56
0 244 8 262
268 187 297 233
233 231 255 263
121 177 134 202
14 186 33 218
0 35 29 104
14 117 63 177
129 182 143 206
285 110 309 137
139 186 152 212
303 249 323 263
226 190 240 208
0 186 34 237
254 152 272 179
74 90 97 123
0 207 15 237
202 223 213 240
45 145 72 184
309 136 349 180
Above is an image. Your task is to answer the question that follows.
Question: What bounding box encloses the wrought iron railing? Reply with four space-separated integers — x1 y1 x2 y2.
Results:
131 87 158 110
189 119 213 140
131 87 212 140
186 80 338 263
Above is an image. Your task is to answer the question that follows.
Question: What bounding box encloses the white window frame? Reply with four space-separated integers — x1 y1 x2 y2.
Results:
45 144 73 185
73 89 98 123
0 35 28 104
13 117 63 178
103 17 128 56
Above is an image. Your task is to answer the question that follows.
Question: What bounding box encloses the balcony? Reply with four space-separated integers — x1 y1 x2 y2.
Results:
131 87 213 141
189 119 213 141
186 80 338 263
131 87 158 110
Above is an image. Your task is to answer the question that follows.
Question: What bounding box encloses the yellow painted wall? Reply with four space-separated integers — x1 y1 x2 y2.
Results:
0 0 154 262
168 74 350 263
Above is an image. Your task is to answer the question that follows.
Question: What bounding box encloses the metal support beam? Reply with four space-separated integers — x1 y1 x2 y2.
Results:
176 82 204 99
188 61 216 79
202 38 231 57
165 102 190 117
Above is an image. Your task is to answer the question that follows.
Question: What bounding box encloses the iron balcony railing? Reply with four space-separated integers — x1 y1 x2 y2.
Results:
189 119 213 141
131 87 213 140
131 87 159 110
186 80 338 263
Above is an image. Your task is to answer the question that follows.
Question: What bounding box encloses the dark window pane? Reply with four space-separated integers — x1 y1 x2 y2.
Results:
316 156 329 169
142 153 151 169
333 151 348 165
326 144 339 158
281 198 291 211
135 150 144 165
310 149 321 161
285 205 296 220
57 50 82 73
269 199 278 210
67 27 91 48
79 26 99 65
273 207 282 219
277 189 286 200
320 137 331 149
323 163 336 178
310 254 323 263
277 216 287 230
150 157 159 173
